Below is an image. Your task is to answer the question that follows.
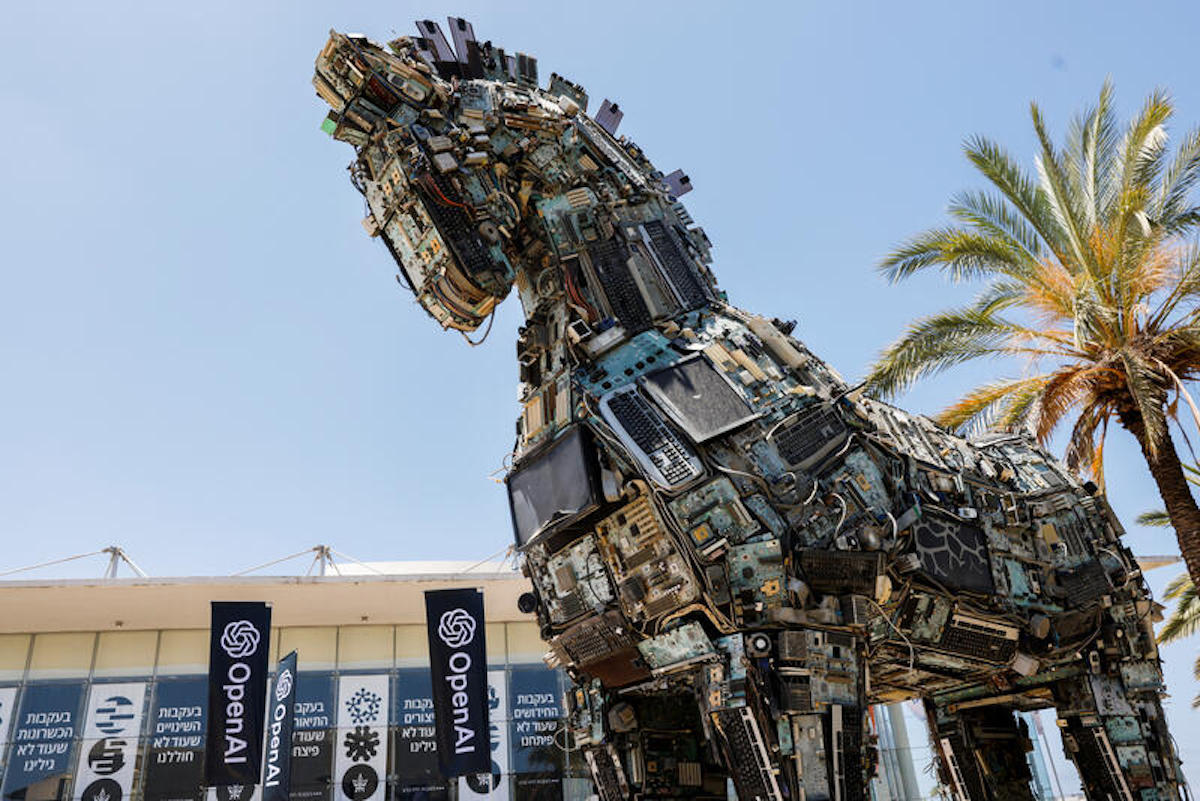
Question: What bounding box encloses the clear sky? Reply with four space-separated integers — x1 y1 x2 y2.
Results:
3 0 1200 788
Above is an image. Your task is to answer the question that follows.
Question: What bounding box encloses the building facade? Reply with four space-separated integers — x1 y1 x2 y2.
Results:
0 562 597 801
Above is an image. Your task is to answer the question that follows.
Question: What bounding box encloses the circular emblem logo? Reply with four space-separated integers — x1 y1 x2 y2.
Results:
87 738 127 776
275 668 293 701
80 778 122 801
220 620 261 659
94 695 135 735
465 765 502 795
437 608 476 648
342 764 379 800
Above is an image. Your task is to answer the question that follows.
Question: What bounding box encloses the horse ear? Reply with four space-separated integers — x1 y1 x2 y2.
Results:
595 99 623 135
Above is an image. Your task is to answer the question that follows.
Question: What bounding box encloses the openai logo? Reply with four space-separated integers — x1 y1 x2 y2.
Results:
437 608 476 648
275 668 294 701
220 620 261 659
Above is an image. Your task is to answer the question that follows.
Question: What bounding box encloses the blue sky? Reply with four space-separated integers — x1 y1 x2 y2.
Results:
3 0 1200 786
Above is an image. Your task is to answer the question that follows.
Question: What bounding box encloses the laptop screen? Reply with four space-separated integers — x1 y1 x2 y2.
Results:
506 426 601 546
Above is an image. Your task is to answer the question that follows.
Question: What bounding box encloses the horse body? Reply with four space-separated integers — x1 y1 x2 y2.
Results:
315 23 1184 800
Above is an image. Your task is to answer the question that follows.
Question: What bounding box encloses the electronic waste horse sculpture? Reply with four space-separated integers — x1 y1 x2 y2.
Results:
314 20 1184 801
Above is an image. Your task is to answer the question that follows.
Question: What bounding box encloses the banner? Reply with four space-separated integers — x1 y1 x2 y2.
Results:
73 682 147 801
263 651 298 801
0 682 84 801
334 675 389 801
290 674 335 801
424 589 489 777
509 667 563 801
458 670 509 801
145 677 206 801
205 601 272 787
393 669 448 801
0 686 18 778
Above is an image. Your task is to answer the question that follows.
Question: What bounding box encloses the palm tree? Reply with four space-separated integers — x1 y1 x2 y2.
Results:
864 82 1200 584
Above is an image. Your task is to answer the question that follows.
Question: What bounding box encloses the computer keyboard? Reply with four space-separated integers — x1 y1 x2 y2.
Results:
599 386 703 489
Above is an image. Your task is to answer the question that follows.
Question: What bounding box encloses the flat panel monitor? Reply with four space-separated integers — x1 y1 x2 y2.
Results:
640 354 759 442
507 426 602 546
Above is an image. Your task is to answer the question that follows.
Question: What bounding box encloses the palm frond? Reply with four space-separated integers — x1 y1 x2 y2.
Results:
878 227 1034 283
947 190 1044 263
1156 125 1200 230
1159 572 1200 643
935 375 1050 435
1137 510 1172 527
1032 102 1100 281
962 135 1072 266
863 306 1063 400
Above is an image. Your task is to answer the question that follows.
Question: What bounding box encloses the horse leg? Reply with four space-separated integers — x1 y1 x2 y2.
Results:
925 699 1037 801
708 629 871 801
1050 664 1183 801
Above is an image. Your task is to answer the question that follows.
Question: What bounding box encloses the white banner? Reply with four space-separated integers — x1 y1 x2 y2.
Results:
0 686 17 778
458 670 510 801
335 675 389 801
73 682 147 801
0 687 17 746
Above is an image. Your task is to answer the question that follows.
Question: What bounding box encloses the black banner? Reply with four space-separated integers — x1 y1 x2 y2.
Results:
205 601 272 787
424 589 489 777
263 650 297 801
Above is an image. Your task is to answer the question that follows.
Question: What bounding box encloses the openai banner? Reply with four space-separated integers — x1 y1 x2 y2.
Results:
334 675 389 801
424 588 489 777
205 601 272 787
73 682 147 801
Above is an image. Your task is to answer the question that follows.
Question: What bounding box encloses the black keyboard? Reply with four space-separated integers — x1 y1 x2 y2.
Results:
775 404 848 468
589 238 652 332
643 220 708 309
716 708 781 801
600 387 703 489
585 746 627 801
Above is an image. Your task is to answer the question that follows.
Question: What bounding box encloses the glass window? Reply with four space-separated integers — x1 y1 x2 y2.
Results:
337 626 393 671
486 623 506 665
143 677 206 801
291 673 336 801
27 633 95 680
0 681 86 801
392 669 449 801
506 623 546 665
93 631 158 678
0 634 30 682
279 628 337 671
395 625 429 669
156 630 208 676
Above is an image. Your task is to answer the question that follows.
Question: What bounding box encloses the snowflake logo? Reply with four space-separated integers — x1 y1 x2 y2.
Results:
343 726 380 762
345 688 383 725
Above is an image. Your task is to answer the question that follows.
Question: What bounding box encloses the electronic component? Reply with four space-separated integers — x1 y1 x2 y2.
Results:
640 354 758 442
584 745 630 801
911 513 995 594
507 425 603 545
588 238 652 333
640 220 707 307
938 613 1019 663
668 477 761 555
773 403 849 468
796 550 884 596
598 386 703 489
595 496 699 621
637 622 715 673
713 708 782 801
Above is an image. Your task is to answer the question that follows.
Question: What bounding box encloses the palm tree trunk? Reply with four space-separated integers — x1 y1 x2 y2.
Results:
1118 408 1200 585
